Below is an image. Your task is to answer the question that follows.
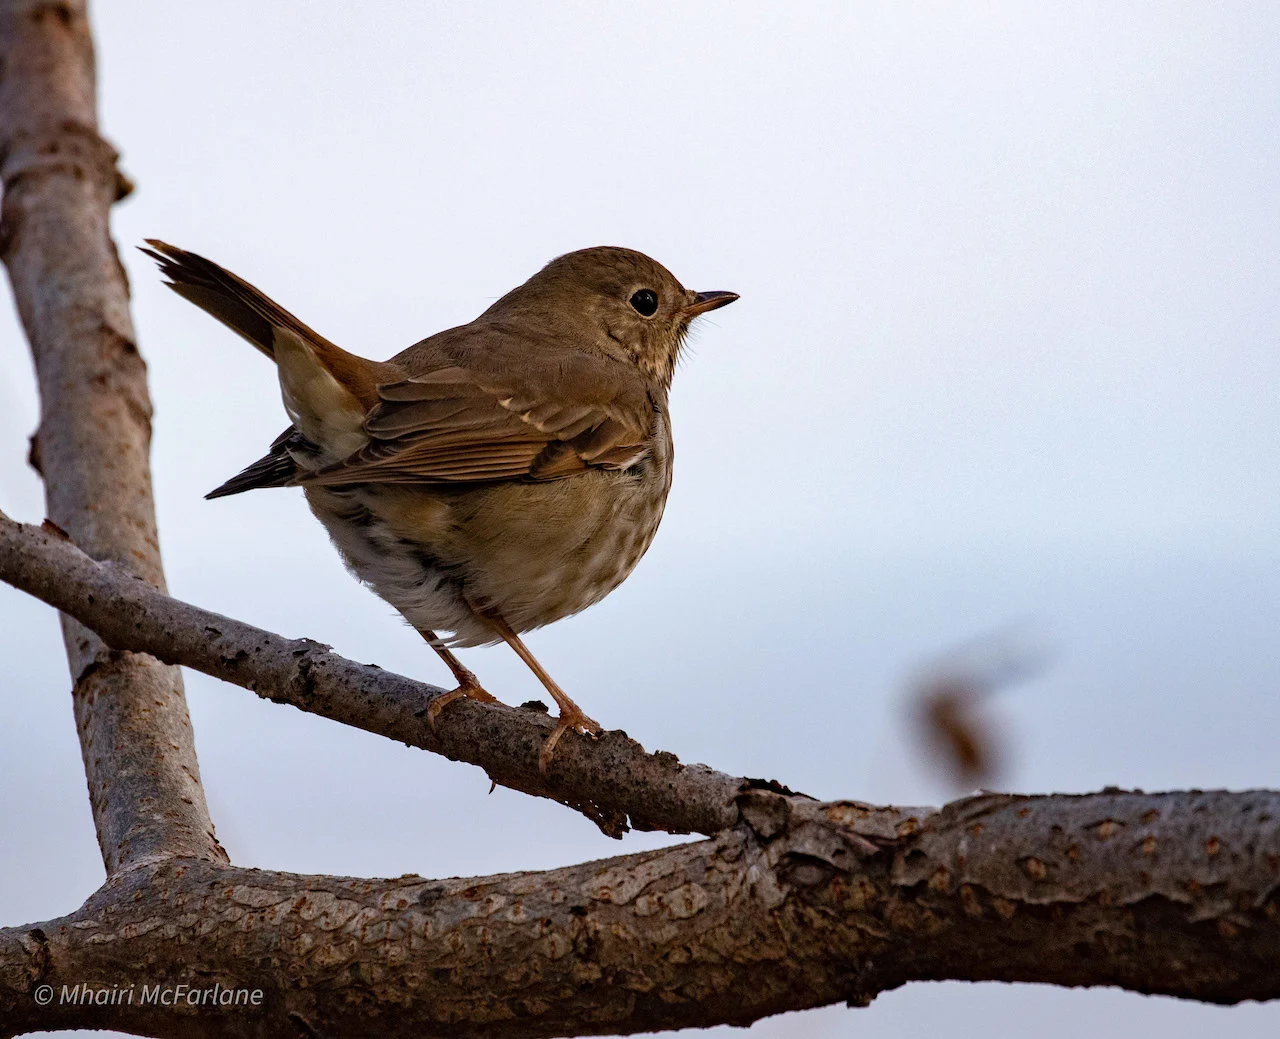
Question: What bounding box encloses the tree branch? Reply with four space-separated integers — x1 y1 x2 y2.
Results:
0 0 223 870
0 511 745 838
2 788 1277 1037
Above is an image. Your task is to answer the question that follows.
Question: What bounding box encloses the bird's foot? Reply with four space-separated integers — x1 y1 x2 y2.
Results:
538 706 603 773
426 677 498 730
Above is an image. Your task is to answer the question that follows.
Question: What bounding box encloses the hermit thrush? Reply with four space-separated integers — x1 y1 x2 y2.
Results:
143 241 736 767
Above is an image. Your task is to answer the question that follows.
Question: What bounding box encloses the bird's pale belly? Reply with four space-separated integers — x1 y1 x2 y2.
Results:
306 461 670 648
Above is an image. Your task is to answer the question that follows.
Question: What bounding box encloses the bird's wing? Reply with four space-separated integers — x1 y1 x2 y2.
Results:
301 346 656 486
206 426 319 499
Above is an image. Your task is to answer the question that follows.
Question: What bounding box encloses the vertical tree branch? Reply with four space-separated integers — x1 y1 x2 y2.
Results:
0 0 224 871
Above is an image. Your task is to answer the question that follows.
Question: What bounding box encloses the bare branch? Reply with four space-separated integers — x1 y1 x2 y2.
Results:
0 0 223 870
0 511 745 838
2 789 1277 1037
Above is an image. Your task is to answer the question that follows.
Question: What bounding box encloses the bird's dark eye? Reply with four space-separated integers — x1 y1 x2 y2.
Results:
629 288 658 317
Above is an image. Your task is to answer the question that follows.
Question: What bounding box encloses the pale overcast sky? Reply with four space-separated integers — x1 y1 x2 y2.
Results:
2 3 1278 1037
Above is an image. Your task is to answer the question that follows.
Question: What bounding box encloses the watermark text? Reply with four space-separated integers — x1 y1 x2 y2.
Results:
35 982 264 1008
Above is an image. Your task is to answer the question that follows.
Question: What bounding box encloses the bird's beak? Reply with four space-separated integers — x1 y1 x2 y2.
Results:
685 290 739 316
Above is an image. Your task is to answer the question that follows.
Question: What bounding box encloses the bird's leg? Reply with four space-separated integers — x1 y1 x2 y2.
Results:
419 629 498 728
483 611 602 771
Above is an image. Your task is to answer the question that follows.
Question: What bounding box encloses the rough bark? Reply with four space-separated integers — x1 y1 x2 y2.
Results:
1 789 1277 1037
0 0 224 871
0 512 742 838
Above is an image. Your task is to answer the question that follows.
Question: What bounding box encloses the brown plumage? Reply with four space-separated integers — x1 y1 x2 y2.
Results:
143 239 737 767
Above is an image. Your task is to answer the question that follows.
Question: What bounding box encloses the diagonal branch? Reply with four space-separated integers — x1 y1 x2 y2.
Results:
0 0 224 871
1 788 1277 1037
0 511 745 837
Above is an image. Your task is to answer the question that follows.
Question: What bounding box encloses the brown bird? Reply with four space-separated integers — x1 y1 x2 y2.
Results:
143 241 737 768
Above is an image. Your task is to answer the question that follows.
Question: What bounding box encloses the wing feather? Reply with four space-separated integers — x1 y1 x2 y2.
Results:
301 344 656 487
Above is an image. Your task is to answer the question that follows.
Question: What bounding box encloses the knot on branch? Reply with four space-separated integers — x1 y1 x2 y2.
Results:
283 640 335 709
737 782 799 839
0 120 121 194
0 119 132 259
735 785 900 891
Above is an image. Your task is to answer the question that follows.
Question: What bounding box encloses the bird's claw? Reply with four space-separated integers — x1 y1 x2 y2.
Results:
426 679 498 730
537 708 602 772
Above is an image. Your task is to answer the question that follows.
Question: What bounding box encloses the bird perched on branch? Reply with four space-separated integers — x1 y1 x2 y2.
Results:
143 241 737 768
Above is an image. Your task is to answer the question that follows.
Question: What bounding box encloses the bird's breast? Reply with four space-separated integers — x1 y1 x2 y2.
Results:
305 421 674 646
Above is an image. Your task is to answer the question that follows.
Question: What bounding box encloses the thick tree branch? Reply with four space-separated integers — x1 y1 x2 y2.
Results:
1 789 1277 1037
0 0 223 870
0 511 744 838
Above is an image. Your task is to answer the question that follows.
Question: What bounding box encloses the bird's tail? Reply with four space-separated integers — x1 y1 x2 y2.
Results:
142 240 385 469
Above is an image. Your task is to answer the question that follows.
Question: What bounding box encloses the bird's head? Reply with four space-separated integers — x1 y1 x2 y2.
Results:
484 246 737 387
